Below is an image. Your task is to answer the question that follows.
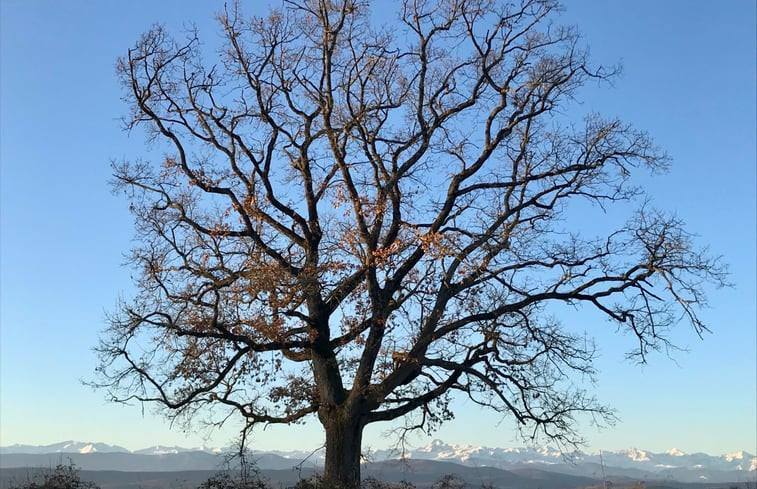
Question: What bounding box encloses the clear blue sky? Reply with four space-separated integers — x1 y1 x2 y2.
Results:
1 1 755 455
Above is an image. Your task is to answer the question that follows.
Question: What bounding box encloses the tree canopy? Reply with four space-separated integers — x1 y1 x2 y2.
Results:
96 0 726 486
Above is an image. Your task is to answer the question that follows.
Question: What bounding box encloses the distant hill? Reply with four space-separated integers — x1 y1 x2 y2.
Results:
0 452 227 472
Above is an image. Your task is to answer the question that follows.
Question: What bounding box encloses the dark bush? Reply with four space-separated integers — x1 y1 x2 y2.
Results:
8 463 99 489
197 472 270 489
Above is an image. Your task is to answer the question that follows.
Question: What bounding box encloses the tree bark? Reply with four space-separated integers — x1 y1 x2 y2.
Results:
320 407 363 489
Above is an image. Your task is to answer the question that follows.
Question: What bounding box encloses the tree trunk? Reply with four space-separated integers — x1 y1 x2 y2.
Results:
321 408 363 489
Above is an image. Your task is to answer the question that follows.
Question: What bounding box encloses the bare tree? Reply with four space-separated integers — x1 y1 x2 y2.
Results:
9 464 100 489
96 0 726 487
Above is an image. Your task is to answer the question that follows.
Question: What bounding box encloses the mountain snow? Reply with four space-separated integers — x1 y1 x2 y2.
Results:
134 445 193 455
624 448 650 462
1 439 754 481
78 444 97 454
0 441 130 455
130 445 225 455
726 450 748 461
0 441 223 456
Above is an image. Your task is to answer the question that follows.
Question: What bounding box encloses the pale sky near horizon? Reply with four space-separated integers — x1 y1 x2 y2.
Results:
1 1 755 456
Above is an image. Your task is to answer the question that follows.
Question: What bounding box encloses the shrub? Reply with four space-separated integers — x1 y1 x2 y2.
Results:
8 463 99 489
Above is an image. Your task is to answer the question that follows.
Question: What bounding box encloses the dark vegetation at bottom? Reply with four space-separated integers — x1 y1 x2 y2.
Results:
1 464 471 489
2 463 754 489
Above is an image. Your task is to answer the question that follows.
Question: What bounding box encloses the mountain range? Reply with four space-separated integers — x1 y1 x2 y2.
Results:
1 440 755 486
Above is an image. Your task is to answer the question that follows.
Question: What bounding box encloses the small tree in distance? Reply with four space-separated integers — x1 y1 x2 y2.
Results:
95 0 727 487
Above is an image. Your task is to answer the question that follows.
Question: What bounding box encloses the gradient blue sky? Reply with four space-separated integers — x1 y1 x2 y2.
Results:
1 1 755 455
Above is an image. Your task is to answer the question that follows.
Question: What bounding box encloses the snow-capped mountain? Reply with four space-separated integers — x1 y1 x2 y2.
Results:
265 440 757 483
132 445 223 455
350 440 754 472
1 440 754 484
0 441 223 456
0 441 129 455
398 441 757 483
